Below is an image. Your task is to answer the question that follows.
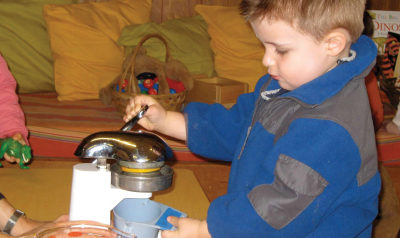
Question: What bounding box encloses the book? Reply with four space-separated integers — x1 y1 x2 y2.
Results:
392 33 400 86
367 10 400 55
395 54 400 87
381 31 400 80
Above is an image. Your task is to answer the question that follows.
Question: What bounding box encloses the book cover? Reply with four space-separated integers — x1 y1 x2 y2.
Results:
367 10 400 54
392 33 400 86
382 32 400 81
381 32 400 88
395 54 400 87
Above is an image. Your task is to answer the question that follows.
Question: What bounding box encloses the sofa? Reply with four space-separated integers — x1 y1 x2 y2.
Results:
1 0 400 236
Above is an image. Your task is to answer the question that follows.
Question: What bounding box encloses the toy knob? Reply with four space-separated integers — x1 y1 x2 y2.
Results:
143 79 154 89
170 88 177 94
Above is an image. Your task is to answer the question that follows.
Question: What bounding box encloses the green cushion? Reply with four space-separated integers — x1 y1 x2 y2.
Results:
0 0 78 93
117 15 215 77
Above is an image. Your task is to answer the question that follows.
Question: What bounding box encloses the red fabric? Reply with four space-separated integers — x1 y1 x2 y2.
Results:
365 70 384 131
378 142 400 166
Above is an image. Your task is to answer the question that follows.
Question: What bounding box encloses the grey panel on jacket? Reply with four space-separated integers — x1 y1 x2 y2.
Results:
248 154 329 230
251 62 378 186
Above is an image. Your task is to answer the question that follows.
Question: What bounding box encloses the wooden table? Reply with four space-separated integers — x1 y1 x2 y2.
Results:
0 167 209 222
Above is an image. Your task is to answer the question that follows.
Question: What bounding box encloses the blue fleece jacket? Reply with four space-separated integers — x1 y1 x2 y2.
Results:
184 35 381 238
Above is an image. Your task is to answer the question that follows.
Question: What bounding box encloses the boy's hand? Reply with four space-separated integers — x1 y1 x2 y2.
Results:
3 133 25 164
161 216 211 238
124 95 186 140
124 95 167 131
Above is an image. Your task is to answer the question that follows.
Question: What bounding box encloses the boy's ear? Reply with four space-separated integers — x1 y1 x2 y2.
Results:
324 29 349 57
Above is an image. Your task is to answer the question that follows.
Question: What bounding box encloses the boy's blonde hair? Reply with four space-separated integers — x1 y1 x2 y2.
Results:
240 0 366 43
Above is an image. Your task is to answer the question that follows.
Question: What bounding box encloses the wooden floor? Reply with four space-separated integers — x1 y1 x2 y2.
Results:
384 165 400 207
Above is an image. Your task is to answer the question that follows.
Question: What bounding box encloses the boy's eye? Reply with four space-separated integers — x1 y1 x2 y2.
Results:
275 49 288 56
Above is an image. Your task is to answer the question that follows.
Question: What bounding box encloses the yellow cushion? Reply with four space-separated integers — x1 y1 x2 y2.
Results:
195 5 268 92
43 0 152 101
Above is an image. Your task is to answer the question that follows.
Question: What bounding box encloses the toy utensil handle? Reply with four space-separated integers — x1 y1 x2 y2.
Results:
120 105 149 131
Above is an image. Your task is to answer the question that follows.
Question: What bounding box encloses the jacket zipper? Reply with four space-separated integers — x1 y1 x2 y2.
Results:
237 79 317 160
237 87 264 160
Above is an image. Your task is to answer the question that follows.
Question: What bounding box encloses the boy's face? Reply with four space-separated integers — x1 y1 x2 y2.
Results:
251 19 336 91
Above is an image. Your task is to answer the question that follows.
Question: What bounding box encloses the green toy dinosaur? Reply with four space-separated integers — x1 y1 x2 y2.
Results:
0 138 32 169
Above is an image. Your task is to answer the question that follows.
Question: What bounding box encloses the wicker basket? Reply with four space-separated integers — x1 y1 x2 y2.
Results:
109 34 187 117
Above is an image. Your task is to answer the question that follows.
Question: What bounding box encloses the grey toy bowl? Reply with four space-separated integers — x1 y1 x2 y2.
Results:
113 198 187 238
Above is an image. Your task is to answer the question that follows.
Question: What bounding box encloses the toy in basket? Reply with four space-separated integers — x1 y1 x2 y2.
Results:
99 34 194 117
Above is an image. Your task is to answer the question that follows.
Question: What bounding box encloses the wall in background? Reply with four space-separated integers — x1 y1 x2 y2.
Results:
366 0 400 11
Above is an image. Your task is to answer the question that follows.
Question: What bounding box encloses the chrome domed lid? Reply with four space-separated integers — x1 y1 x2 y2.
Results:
74 130 173 169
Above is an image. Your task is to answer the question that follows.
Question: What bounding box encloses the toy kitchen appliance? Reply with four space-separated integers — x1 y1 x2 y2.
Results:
69 106 186 237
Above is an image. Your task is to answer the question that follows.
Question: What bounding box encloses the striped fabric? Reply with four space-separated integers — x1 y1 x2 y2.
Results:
19 92 208 162
19 92 400 164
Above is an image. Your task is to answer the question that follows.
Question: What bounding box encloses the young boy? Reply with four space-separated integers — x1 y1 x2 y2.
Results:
125 0 381 237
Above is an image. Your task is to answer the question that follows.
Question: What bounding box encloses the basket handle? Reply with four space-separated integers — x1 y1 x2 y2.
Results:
119 34 173 94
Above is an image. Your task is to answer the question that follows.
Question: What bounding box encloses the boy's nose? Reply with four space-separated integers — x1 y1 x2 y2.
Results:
262 52 275 67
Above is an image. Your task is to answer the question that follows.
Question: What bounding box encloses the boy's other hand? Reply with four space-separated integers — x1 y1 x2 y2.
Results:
124 95 167 131
161 216 211 238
